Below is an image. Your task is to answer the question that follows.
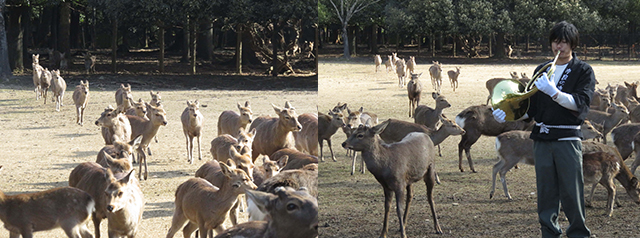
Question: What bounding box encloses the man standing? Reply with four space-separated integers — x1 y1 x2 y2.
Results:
493 21 596 238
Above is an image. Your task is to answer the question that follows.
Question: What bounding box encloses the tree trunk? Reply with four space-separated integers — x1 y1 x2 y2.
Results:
159 26 164 73
0 0 12 79
272 21 280 76
371 24 378 54
59 1 70 56
205 21 213 61
342 23 350 58
70 9 80 49
349 26 356 56
112 17 117 73
315 25 318 72
417 34 421 56
190 19 196 75
494 32 506 58
236 24 242 74
181 19 189 63
7 6 24 73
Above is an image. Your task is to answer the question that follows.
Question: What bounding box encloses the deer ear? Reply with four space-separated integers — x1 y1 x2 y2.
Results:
248 128 256 138
277 155 289 168
272 104 283 114
102 151 115 167
246 189 276 214
245 101 250 107
121 169 134 185
372 120 390 135
220 162 234 177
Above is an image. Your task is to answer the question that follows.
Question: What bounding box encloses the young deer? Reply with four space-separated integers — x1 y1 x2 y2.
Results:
252 156 282 187
96 135 142 173
169 163 257 238
271 148 319 171
249 102 302 161
414 92 451 129
395 58 407 88
447 66 461 92
293 113 318 156
318 111 345 162
211 128 256 164
215 187 318 238
0 167 94 238
126 98 148 119
128 103 168 180
115 84 133 112
407 73 423 118
73 80 89 125
149 91 161 107
40 68 52 104
384 55 394 73
582 151 622 217
50 69 67 112
181 100 204 164
342 120 443 237
406 56 416 74
217 101 253 138
104 169 145 238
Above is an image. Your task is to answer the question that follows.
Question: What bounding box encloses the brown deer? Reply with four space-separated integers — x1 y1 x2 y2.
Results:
210 128 256 164
50 69 66 112
318 111 345 162
126 98 148 119
128 103 168 180
582 151 621 217
218 101 253 137
95 105 132 146
84 52 96 74
447 66 460 92
428 61 442 94
32 54 44 100
215 187 318 238
252 156 282 187
169 163 257 237
115 84 133 112
72 80 89 125
40 68 52 104
104 169 144 237
293 113 318 156
374 54 382 73
181 100 204 164
414 92 451 129
1 167 94 238
407 73 422 118
271 148 319 171
95 135 142 173
341 120 443 237
406 56 416 74
249 102 302 160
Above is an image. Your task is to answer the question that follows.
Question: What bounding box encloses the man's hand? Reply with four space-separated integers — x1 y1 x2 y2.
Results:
492 108 506 123
535 72 559 97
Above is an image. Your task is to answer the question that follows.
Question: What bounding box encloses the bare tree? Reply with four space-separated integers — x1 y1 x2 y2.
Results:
328 0 379 58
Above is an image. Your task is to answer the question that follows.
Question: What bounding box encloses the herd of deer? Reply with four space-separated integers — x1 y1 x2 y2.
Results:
315 57 640 237
2 59 319 238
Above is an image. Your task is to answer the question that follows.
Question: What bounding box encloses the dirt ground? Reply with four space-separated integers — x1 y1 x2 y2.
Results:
318 56 640 237
0 73 317 237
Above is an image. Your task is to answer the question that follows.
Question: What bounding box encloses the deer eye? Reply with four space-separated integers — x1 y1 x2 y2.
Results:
286 203 298 211
117 191 123 197
357 134 364 139
285 116 291 120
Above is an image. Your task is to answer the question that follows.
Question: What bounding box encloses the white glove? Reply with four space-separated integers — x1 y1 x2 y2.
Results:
534 72 559 97
492 108 506 123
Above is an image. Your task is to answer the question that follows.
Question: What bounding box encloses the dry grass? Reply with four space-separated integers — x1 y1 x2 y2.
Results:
318 56 640 237
0 75 316 237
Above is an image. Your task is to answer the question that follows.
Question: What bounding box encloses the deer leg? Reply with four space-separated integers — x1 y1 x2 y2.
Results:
630 157 640 175
182 222 198 238
229 199 240 226
92 213 102 238
197 135 202 161
458 143 466 172
360 153 365 174
466 148 476 173
587 183 597 208
490 159 504 199
351 151 357 175
319 140 325 162
380 188 392 238
425 166 443 234
603 177 616 217
403 185 413 222
327 139 337 162
185 135 192 164
394 189 406 238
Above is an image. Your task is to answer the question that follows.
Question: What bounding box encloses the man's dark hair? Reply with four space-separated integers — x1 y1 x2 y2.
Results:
549 21 579 49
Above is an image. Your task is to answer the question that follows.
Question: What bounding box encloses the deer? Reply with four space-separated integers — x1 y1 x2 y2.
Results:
318 111 345 162
293 113 318 156
271 148 319 171
627 132 640 174
341 120 443 237
455 104 534 173
32 54 44 100
447 66 461 92
428 61 443 94
248 164 318 222
374 54 382 73
169 163 257 237
149 91 161 106
582 151 622 217
0 167 94 238
586 102 629 144
50 69 67 112
59 52 68 70
84 52 97 74
218 101 253 138
103 169 144 238
126 98 148 119
40 68 52 104
210 128 256 167
396 58 407 88
181 100 204 164
128 103 168 180
384 55 394 73
407 73 422 118
249 102 302 161
406 56 416 74
414 92 451 130
252 156 282 187
95 105 132 146
611 123 640 161
214 187 318 238
73 80 89 125
95 136 142 174
115 84 133 112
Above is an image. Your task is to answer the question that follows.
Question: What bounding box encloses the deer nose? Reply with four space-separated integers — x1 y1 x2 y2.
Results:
107 205 114 212
95 121 99 125
248 119 252 123
163 121 168 126
341 142 347 148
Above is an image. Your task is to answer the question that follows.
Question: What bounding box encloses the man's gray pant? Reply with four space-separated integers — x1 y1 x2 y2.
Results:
534 140 590 238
